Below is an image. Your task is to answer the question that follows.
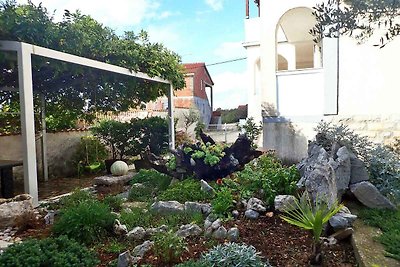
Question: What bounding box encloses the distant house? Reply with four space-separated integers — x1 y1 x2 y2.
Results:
244 0 400 161
147 63 214 127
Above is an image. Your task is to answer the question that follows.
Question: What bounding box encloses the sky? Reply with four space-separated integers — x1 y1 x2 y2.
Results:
17 0 260 109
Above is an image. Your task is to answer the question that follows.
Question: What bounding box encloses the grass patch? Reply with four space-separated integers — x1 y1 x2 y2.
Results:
358 207 400 260
129 169 172 202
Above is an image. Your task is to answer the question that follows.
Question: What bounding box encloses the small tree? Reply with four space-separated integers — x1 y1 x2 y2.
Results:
238 117 262 148
183 107 200 133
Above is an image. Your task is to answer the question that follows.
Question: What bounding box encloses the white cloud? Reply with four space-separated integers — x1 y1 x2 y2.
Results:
146 24 183 51
213 41 246 61
212 70 248 109
205 0 224 11
17 0 167 27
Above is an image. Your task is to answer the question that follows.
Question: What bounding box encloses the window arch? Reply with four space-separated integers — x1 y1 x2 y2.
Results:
276 7 321 71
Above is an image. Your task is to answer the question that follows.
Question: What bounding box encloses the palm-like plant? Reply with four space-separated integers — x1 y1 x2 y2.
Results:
280 192 343 265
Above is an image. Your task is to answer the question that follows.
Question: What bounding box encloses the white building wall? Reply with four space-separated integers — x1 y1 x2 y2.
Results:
245 0 400 161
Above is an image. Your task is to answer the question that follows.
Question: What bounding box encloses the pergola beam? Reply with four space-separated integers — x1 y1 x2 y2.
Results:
0 41 176 205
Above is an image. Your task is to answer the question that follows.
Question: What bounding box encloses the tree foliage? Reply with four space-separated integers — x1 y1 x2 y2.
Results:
312 0 400 47
0 0 185 131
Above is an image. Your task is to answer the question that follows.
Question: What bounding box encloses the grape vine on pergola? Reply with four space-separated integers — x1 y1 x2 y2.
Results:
0 40 176 206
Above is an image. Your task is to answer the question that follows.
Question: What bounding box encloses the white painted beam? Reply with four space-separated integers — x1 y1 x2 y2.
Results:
17 42 39 206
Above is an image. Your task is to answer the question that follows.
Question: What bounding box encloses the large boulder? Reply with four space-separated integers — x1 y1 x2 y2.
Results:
184 202 211 215
350 181 396 210
0 194 33 229
349 156 369 184
150 201 184 214
93 172 133 186
274 195 297 212
330 146 351 198
329 213 357 230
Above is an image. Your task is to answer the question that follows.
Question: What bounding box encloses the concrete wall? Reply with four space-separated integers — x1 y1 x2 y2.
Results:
204 124 241 144
0 130 90 181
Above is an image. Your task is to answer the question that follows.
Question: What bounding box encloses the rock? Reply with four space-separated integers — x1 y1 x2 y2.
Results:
127 227 146 241
339 206 352 214
245 209 259 220
44 210 56 225
350 181 396 209
114 219 128 235
298 148 338 208
246 198 267 212
322 236 338 247
121 202 148 210
200 179 214 194
150 201 184 214
204 219 212 229
0 194 33 228
329 213 357 230
117 190 130 199
212 226 227 239
211 219 222 230
331 146 351 198
93 172 133 186
117 251 133 267
274 195 297 212
0 240 12 254
232 210 240 218
204 227 213 237
206 213 218 223
184 202 211 215
132 240 154 258
176 223 202 238
330 227 354 241
349 157 369 184
145 225 168 236
227 227 239 242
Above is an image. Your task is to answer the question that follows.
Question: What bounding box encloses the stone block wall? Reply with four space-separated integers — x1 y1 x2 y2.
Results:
263 114 400 163
0 130 90 181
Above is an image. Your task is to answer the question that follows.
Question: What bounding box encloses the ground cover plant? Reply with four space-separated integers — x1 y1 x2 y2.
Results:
0 236 99 267
128 169 172 202
158 178 212 203
358 207 400 260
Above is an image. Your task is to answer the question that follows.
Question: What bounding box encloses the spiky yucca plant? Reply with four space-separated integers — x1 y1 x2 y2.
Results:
280 192 343 265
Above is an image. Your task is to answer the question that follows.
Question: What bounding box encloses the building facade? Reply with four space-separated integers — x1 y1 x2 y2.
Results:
244 0 400 162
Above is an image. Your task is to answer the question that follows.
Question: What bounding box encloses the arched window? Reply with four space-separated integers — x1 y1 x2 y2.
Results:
276 7 321 71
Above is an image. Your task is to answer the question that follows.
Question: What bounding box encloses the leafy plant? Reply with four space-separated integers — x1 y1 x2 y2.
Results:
0 236 99 267
238 117 262 148
358 207 400 260
73 135 108 174
152 231 188 265
234 153 300 206
174 260 209 267
201 242 271 267
52 199 116 245
211 187 234 218
128 169 172 201
158 179 211 203
183 107 200 133
44 189 95 210
280 192 343 265
102 195 124 212
186 142 226 167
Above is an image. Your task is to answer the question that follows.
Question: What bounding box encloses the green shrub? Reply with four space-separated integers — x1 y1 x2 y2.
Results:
72 135 108 174
102 195 124 212
358 208 400 260
158 179 211 203
237 117 262 148
152 231 187 265
44 189 94 210
52 200 116 245
129 169 172 201
211 187 234 218
234 154 299 206
174 260 209 267
120 207 203 230
201 243 270 267
0 236 99 267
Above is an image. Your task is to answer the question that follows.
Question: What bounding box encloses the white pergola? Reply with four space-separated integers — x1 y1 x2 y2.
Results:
0 41 176 206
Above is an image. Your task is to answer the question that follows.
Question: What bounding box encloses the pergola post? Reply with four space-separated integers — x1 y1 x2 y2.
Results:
168 84 175 150
17 43 38 206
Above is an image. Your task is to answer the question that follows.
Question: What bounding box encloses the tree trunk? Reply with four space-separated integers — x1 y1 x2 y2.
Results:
143 132 262 181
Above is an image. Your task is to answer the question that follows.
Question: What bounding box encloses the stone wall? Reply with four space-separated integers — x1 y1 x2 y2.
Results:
263 114 400 163
0 130 90 181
